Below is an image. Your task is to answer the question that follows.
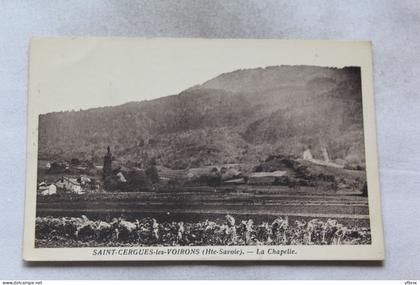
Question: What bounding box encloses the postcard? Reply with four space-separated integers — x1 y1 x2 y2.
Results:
23 38 384 261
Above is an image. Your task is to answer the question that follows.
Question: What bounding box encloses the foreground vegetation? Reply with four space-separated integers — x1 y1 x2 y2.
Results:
35 215 371 248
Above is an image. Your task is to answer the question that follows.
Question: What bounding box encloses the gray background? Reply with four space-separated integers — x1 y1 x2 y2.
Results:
0 0 419 279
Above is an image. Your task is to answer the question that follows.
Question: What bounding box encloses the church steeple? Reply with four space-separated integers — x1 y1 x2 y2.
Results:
103 146 113 179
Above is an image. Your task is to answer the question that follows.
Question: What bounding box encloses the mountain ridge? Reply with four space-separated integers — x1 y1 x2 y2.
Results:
38 65 365 169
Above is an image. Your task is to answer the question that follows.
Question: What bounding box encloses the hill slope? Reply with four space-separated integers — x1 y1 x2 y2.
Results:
38 65 365 169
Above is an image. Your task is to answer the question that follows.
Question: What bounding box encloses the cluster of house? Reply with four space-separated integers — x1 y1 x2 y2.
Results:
41 158 95 175
158 164 290 186
37 145 349 194
38 176 94 196
183 147 343 186
165 147 344 186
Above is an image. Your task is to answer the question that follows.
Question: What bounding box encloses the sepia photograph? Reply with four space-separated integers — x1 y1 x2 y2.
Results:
23 38 384 261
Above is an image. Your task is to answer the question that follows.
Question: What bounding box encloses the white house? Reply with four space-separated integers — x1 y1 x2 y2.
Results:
303 149 314 160
40 184 57 196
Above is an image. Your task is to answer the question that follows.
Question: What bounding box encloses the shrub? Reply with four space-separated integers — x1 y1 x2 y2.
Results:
125 170 152 191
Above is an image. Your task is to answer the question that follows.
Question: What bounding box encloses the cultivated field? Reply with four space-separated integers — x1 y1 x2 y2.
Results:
36 185 369 226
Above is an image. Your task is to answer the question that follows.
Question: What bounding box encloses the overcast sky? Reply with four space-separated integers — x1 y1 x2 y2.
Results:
29 38 368 114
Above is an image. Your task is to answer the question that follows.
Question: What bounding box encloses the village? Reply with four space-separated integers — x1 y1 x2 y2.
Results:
37 145 367 197
35 144 370 249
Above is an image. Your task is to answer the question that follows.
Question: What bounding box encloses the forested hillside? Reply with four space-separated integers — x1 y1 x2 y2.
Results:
38 65 365 169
